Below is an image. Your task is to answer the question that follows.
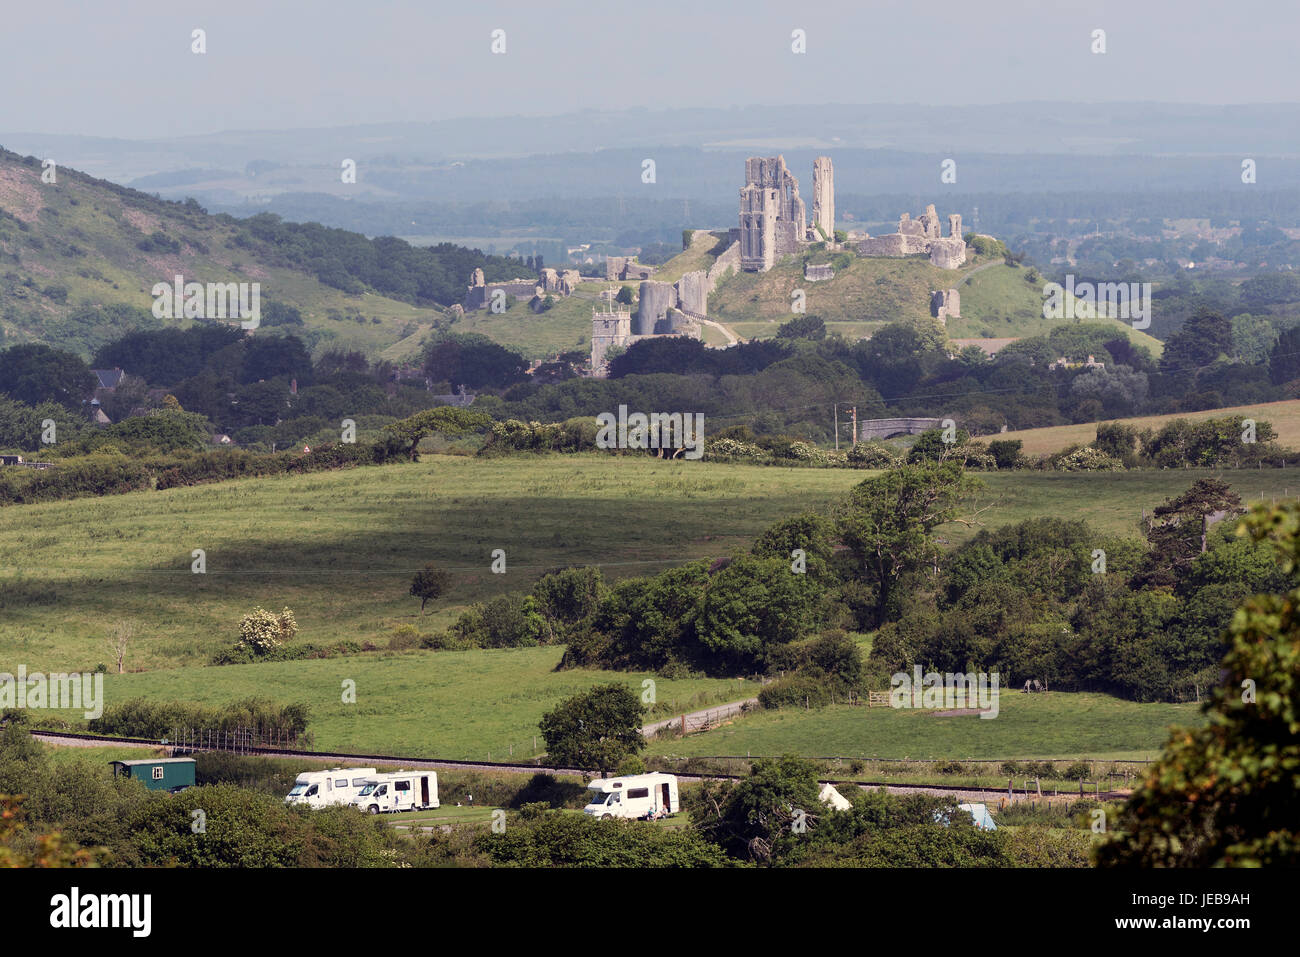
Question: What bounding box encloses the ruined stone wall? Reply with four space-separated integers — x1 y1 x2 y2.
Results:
744 156 803 226
811 156 834 241
558 269 581 295
675 270 709 315
739 155 805 271
918 204 941 238
804 263 834 282
539 268 582 296
857 205 968 269
774 218 804 257
658 307 700 336
464 279 538 310
709 240 741 284
931 288 960 321
857 233 919 257
606 257 655 282
928 239 967 269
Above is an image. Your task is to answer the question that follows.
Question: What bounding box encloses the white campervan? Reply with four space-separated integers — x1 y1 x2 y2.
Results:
349 771 439 814
285 768 378 808
583 772 679 820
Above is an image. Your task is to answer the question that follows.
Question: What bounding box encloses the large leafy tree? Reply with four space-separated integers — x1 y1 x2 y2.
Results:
594 561 710 670
696 555 819 670
0 344 96 409
424 334 528 390
837 462 978 624
1269 325 1300 386
1134 478 1244 589
1096 503 1300 867
382 406 492 460
1158 308 1233 377
538 684 645 774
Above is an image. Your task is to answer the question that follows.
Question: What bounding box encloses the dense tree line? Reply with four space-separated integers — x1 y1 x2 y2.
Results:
418 465 1281 706
226 212 534 306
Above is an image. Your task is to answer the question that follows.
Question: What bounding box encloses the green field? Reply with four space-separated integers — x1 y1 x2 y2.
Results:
946 263 1164 355
5 454 1280 764
447 280 601 359
0 456 864 671
646 692 1199 762
38 646 747 761
3 456 1290 672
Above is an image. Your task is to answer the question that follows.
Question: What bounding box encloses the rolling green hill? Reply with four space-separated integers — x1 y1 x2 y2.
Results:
644 235 1164 355
995 398 1300 457
0 148 486 360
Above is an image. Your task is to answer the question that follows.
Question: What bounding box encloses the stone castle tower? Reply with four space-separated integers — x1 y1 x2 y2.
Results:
738 155 835 271
738 156 806 272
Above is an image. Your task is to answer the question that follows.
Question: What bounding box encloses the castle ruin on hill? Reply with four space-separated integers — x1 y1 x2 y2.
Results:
593 155 985 375
463 265 583 312
733 154 969 272
858 204 967 269
590 274 706 377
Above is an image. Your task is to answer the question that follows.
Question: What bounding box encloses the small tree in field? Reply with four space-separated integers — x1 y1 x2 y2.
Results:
538 683 646 775
106 620 135 674
410 563 453 615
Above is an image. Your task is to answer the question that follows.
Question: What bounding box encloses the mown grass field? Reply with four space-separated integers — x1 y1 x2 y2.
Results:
995 399 1300 458
37 646 749 761
646 692 1200 762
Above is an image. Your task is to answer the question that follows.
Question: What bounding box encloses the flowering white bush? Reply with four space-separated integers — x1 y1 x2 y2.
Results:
1054 446 1125 472
237 607 298 654
705 438 770 462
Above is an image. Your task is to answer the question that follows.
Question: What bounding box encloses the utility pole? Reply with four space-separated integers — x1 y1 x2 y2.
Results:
834 404 839 451
851 407 858 447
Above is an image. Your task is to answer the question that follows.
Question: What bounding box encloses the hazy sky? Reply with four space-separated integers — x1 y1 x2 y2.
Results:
3 0 1297 139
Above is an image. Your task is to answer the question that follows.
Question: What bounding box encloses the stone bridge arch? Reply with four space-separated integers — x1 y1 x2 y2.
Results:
859 417 945 441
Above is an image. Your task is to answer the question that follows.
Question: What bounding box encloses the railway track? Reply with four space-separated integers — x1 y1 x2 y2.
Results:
29 729 1131 801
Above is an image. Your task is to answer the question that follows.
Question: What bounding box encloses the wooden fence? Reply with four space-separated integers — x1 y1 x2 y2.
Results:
167 725 300 755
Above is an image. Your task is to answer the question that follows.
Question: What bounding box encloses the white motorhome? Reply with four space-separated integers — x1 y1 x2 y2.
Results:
349 771 439 814
583 772 679 820
285 768 378 808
